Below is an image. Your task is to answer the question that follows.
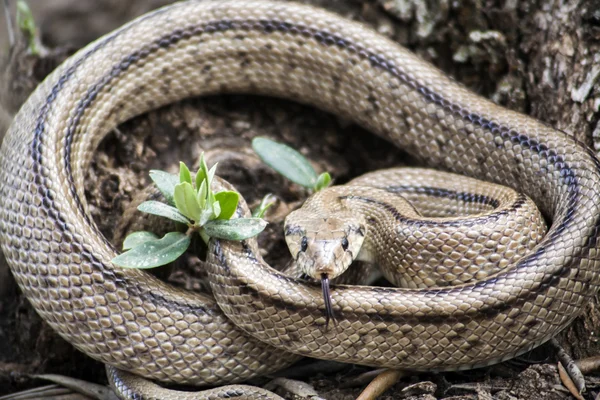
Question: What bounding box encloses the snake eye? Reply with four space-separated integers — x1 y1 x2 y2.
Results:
300 236 308 252
341 237 349 251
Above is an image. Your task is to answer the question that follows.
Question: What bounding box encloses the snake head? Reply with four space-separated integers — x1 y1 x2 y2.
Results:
284 211 366 281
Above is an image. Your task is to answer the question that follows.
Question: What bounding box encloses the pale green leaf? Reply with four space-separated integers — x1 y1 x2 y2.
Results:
149 170 179 206
195 153 209 190
208 187 216 207
112 232 191 269
137 201 190 224
215 191 239 220
197 180 207 209
252 137 318 188
314 172 332 191
179 162 192 185
198 208 214 226
16 1 40 55
207 163 218 185
203 218 267 240
123 231 158 250
213 201 221 218
252 193 276 218
174 182 202 221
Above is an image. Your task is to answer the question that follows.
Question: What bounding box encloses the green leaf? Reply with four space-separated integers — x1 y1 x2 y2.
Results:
137 201 190 224
112 232 191 269
149 170 179 206
122 231 158 250
314 172 332 191
195 153 209 190
252 137 318 188
207 163 218 185
16 1 40 55
205 163 218 206
208 187 216 209
179 162 192 185
197 180 208 209
198 208 215 226
213 201 221 218
252 193 276 218
215 191 239 220
174 182 202 221
203 218 267 240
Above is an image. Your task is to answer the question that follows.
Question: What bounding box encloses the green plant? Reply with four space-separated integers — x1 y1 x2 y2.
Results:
252 193 276 218
112 154 266 269
16 1 42 55
113 138 331 270
252 137 332 192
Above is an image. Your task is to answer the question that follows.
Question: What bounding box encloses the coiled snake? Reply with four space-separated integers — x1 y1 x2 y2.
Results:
1 0 600 399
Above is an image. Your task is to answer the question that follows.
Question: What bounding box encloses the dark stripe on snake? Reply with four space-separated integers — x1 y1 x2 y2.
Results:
385 185 501 208
339 194 527 228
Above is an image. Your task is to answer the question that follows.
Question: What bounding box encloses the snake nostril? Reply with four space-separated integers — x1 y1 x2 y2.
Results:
300 236 308 252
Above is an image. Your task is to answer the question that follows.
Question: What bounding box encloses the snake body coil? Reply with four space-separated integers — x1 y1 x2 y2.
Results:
285 168 547 289
1 0 600 398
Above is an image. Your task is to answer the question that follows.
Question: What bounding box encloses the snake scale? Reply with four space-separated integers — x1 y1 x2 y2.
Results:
2 0 600 399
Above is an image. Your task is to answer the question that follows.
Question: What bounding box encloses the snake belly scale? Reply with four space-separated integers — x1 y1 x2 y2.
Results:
1 0 600 398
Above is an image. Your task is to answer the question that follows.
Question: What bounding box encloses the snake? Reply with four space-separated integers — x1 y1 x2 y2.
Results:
285 167 547 286
283 167 548 326
1 0 600 399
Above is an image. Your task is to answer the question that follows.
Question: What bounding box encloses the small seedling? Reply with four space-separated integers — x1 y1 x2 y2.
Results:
112 154 267 269
252 137 332 192
252 193 276 218
16 1 43 55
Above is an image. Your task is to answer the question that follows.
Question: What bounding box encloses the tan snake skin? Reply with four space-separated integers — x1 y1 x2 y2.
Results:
2 0 600 398
285 168 547 288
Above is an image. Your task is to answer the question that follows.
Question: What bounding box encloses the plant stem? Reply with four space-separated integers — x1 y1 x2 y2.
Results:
199 229 210 244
